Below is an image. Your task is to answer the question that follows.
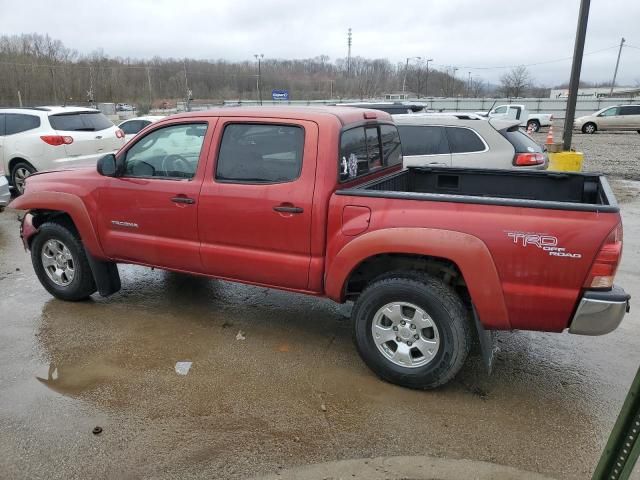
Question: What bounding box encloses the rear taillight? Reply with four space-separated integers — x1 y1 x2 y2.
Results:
115 129 125 139
40 135 73 146
584 223 623 289
514 153 546 166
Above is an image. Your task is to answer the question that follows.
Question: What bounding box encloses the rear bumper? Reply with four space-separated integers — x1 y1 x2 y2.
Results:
0 175 11 209
569 286 630 335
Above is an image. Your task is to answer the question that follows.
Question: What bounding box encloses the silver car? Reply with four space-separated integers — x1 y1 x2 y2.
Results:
574 104 640 134
393 113 548 170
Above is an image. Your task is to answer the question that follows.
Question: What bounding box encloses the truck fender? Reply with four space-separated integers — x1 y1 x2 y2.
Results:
11 191 106 258
324 227 511 330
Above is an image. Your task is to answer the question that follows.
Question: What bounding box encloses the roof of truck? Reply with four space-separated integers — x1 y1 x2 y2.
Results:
169 106 393 126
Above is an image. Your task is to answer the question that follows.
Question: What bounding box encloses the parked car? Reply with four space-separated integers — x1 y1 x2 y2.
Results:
333 102 428 114
475 104 553 132
0 106 125 195
12 107 629 390
394 113 548 170
118 115 165 142
574 104 640 134
116 103 134 112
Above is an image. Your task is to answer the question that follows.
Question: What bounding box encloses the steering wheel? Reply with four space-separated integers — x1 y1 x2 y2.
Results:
162 154 191 177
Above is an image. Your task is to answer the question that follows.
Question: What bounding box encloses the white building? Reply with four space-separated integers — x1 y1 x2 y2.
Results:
550 87 640 99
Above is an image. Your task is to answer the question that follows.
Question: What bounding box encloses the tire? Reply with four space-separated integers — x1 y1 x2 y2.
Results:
30 222 96 301
527 120 541 133
10 160 36 195
352 272 471 389
582 122 597 134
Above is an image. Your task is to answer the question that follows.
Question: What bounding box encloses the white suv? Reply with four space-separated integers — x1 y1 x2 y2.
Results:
0 106 126 194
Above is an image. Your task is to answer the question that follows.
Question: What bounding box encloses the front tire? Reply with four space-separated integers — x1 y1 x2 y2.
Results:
527 120 541 132
10 161 36 195
582 122 597 134
31 222 96 301
352 273 471 389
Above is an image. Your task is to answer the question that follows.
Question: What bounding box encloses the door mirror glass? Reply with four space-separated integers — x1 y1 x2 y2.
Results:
97 154 117 177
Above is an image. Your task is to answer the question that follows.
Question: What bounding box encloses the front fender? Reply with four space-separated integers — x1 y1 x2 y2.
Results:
324 227 510 330
11 191 106 258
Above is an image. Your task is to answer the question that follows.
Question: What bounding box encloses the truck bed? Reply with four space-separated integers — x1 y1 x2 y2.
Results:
338 167 618 212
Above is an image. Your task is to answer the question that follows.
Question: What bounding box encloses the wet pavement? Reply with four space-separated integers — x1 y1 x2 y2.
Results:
1 180 639 479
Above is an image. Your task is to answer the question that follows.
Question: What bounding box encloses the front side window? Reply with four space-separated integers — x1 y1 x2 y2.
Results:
493 106 508 114
339 124 401 182
599 107 619 117
445 127 486 154
124 123 207 179
49 111 114 132
5 113 41 135
397 125 449 156
216 124 304 183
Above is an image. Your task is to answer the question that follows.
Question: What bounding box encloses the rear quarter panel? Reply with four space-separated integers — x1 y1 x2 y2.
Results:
326 194 620 332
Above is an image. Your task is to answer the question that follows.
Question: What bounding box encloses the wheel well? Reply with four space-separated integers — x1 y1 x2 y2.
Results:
527 119 540 125
9 157 35 174
31 210 77 234
344 253 468 302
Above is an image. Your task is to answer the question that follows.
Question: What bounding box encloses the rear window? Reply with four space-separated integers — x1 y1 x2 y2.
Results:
339 124 401 182
5 113 41 135
49 111 114 132
397 125 449 156
500 127 543 153
445 127 486 153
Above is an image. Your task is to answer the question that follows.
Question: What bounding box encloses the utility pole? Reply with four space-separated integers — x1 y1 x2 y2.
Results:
424 58 433 98
467 71 472 97
347 28 352 77
254 53 264 105
183 59 192 112
402 56 421 96
609 37 625 97
562 0 590 151
17 90 22 107
88 65 95 106
146 66 153 106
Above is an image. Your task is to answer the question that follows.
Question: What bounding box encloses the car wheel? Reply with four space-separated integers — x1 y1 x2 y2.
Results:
352 272 471 389
582 123 597 134
527 120 541 132
31 222 97 301
10 161 36 195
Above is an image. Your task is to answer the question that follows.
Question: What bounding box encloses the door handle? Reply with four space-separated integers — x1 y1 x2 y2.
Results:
171 196 195 205
273 205 303 214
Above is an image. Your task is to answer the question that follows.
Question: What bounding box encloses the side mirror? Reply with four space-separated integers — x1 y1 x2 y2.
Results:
97 154 117 177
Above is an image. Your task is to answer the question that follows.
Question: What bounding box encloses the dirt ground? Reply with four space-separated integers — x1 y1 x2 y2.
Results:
0 180 639 479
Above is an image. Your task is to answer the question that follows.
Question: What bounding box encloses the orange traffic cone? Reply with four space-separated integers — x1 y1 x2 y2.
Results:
546 124 554 144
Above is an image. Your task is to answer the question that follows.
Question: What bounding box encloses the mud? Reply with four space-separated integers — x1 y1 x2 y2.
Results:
1 182 639 479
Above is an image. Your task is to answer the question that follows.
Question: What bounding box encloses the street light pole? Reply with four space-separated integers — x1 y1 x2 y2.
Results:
424 58 433 98
562 0 590 151
254 53 264 105
402 56 421 96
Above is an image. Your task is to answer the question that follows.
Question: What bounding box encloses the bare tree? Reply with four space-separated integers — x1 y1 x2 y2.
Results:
499 65 532 98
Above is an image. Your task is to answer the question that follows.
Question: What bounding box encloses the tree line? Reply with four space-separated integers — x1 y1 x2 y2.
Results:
0 33 551 108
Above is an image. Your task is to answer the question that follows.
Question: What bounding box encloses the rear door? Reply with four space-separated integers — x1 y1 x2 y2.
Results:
619 105 640 130
48 111 122 167
198 118 317 290
397 125 451 167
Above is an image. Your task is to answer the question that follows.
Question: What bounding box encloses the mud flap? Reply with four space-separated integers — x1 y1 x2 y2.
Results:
85 252 121 297
473 306 498 375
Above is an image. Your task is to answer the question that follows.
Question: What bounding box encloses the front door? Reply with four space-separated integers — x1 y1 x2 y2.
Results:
198 119 317 290
97 120 213 272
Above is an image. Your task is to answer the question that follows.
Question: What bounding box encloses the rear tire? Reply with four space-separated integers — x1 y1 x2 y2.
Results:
527 120 540 132
10 160 36 195
352 272 471 389
582 122 597 134
31 222 96 301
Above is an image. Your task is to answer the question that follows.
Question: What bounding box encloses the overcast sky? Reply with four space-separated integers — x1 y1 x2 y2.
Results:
2 0 639 87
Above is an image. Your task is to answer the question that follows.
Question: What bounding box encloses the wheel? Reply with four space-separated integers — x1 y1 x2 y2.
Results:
637 130 640 134
30 222 96 301
352 273 471 389
527 120 540 133
582 122 597 134
10 161 36 195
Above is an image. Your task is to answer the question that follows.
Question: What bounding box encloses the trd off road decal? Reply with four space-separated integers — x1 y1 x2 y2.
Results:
505 231 582 258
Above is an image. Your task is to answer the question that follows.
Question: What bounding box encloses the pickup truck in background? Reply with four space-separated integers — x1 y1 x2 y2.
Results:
11 106 630 389
476 104 553 132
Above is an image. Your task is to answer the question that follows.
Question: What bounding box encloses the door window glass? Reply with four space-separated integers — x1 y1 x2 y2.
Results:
619 106 640 115
0 114 5 136
599 107 619 117
120 120 144 135
5 113 41 135
493 106 507 114
124 123 207 179
397 125 449 156
216 124 304 183
445 127 486 154
339 124 402 181
380 124 402 167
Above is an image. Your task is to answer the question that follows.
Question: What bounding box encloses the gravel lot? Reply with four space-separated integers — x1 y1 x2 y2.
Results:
531 124 640 180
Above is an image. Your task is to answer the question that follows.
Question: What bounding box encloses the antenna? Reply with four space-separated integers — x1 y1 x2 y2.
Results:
347 28 352 77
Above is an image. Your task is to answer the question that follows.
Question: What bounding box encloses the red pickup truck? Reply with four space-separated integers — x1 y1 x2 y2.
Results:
12 107 630 389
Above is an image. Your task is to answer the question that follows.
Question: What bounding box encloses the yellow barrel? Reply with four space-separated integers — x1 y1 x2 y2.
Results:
548 151 584 172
